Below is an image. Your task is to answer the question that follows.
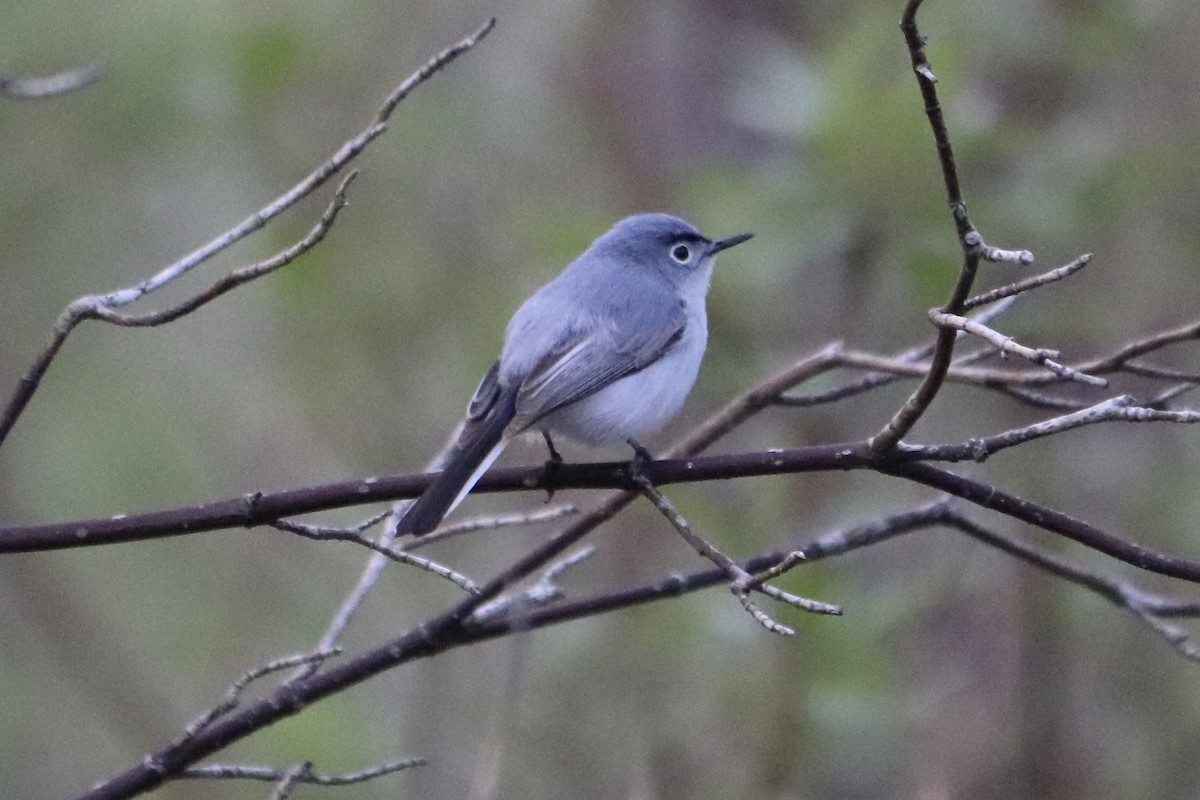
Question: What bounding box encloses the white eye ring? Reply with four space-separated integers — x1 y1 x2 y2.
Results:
670 243 692 264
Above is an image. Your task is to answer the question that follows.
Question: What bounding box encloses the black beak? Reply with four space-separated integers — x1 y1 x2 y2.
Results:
709 232 754 254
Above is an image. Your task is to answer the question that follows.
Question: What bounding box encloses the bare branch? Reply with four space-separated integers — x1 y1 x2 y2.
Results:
491 501 1200 661
0 63 106 98
403 504 579 550
930 309 1107 386
0 17 497 450
272 517 479 595
1123 361 1200 383
269 763 310 800
469 546 598 624
870 0 988 452
963 253 1092 310
90 172 357 327
774 299 1016 408
878 460 1200 583
180 758 426 786
898 395 1200 463
634 475 840 636
178 648 340 742
1082 319 1200 372
964 229 1035 265
938 510 1200 661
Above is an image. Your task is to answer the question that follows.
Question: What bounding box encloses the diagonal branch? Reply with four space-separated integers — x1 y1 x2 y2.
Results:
0 17 497 450
271 516 479 594
0 63 107 98
963 253 1092 311
872 0 1042 452
89 172 358 327
633 475 840 636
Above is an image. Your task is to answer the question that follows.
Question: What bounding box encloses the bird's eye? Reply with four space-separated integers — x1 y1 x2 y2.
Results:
670 243 692 264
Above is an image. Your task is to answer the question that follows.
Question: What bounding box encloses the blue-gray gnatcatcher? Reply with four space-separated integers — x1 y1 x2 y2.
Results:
397 213 752 536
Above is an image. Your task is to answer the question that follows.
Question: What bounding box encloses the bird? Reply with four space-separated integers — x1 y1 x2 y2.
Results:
396 213 752 536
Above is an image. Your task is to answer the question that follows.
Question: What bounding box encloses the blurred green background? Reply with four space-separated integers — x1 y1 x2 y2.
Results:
3 1 1200 798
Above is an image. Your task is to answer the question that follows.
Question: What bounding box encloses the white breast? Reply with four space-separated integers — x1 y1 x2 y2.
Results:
539 275 711 447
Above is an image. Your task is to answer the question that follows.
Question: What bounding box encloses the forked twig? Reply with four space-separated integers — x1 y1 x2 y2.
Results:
0 17 498 450
175 648 340 745
929 309 1107 386
271 517 479 594
632 474 840 636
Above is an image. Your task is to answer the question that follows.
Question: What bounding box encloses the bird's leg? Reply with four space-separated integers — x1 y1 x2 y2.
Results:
625 437 655 484
541 430 564 501
542 430 564 465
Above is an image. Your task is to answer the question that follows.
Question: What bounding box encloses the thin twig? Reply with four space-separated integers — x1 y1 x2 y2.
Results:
965 229 1034 265
633 475 839 636
963 253 1091 310
0 64 107 98
930 310 1107 385
286 510 406 685
1122 361 1200 383
469 547 598 624
177 649 340 742
897 394 1200 463
286 422 477 684
0 17 497 450
272 518 479 594
92 172 357 327
180 758 426 786
268 762 310 800
774 299 1017 407
403 504 579 550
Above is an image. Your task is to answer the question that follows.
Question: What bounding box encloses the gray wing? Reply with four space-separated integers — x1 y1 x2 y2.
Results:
505 292 687 433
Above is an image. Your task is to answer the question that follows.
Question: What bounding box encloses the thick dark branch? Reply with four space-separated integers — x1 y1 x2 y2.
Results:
11 438 1200 588
0 445 864 553
879 461 1200 583
76 491 1200 799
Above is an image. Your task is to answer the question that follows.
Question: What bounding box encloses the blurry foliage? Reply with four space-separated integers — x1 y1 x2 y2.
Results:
2 1 1200 799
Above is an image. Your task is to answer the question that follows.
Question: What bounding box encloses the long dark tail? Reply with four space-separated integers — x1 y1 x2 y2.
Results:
396 383 516 536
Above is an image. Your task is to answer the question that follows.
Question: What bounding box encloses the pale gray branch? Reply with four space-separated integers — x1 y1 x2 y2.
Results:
0 63 106 98
898 395 1200 462
272 517 479 595
963 253 1091 311
178 648 340 743
929 309 1107 386
633 475 839 636
180 758 426 787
